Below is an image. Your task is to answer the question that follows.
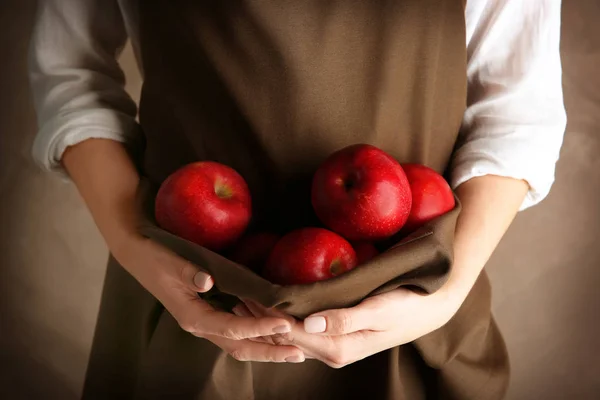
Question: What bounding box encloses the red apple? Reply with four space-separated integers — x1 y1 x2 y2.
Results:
263 228 357 285
311 144 412 241
353 242 379 264
401 163 455 232
230 232 280 273
155 161 252 251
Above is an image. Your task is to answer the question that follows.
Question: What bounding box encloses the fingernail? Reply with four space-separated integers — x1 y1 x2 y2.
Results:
194 273 213 290
272 325 291 334
304 316 326 333
232 306 245 317
285 355 305 363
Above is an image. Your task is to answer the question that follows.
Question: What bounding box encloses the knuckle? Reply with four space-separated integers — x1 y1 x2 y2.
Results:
328 361 345 369
219 327 245 341
260 336 276 346
328 354 347 368
271 334 288 346
178 316 206 337
229 349 249 362
333 312 353 334
178 319 197 334
177 261 194 284
328 345 353 368
271 353 285 363
262 349 279 363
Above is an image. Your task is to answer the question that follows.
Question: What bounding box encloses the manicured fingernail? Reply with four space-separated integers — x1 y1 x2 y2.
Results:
304 316 326 333
272 325 291 334
194 273 213 290
285 355 305 363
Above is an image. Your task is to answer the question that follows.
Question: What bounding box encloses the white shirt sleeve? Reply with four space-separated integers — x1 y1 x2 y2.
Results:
30 0 567 209
454 0 567 210
28 0 139 173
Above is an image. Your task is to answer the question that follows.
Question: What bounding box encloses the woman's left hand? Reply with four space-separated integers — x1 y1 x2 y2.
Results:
234 286 463 369
232 175 529 368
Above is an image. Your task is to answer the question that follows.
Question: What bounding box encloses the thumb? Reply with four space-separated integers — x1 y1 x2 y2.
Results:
304 305 372 335
179 260 214 293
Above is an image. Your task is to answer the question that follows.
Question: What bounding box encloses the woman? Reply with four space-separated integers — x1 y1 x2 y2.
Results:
29 0 566 399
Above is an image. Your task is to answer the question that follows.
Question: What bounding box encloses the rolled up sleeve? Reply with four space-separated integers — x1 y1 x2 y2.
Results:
452 0 567 210
28 0 139 173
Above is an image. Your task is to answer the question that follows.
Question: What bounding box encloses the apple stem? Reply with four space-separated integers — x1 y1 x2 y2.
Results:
214 182 233 199
330 259 344 276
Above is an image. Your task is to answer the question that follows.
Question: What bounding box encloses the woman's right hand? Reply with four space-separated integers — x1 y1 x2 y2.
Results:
62 139 305 364
112 233 306 363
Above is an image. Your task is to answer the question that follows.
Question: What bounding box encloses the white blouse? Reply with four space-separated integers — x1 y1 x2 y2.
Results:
28 0 566 210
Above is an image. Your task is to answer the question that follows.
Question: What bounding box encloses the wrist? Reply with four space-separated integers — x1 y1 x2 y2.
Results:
435 265 477 318
105 227 144 261
100 198 149 262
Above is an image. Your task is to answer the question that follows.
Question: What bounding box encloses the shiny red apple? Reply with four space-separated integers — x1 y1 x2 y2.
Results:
311 144 412 241
353 242 379 265
230 232 280 273
155 161 252 251
263 228 358 285
401 163 455 232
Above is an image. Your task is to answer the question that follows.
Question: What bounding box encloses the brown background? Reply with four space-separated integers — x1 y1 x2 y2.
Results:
1 1 599 399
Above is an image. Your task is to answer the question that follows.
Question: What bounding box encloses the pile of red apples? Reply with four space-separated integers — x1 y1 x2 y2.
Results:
155 144 455 285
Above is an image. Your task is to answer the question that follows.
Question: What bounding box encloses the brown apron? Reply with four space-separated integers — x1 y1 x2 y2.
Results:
83 1 509 399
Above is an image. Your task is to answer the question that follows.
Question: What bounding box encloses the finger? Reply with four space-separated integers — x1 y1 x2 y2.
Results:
209 335 305 363
243 299 269 318
233 309 344 366
232 304 254 318
189 306 292 340
248 336 271 344
286 327 375 368
243 299 295 343
179 260 214 293
270 333 291 346
240 311 332 359
304 304 376 335
232 304 278 345
243 299 296 325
